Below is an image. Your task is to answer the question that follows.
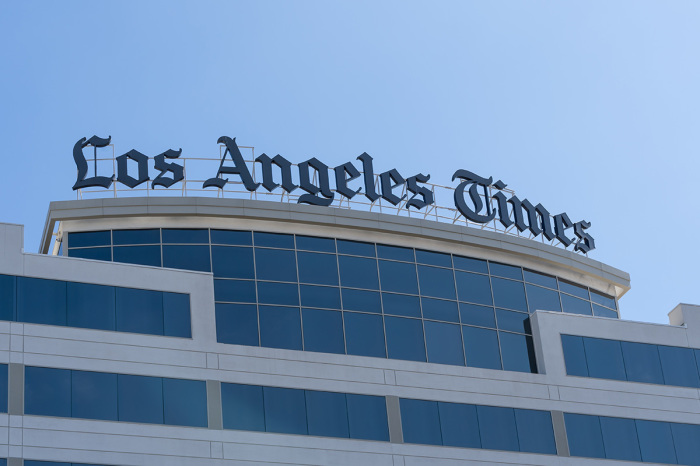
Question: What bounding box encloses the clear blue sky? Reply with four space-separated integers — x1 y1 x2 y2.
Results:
1 1 698 324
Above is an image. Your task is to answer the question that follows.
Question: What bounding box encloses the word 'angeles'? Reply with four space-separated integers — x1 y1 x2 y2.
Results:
72 135 595 253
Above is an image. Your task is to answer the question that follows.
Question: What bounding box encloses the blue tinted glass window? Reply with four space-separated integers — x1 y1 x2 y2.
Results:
113 245 161 266
337 239 375 257
378 260 418 294
514 409 556 454
24 461 66 466
621 341 664 384
222 383 265 431
305 390 349 438
346 394 389 441
561 294 592 315
255 248 297 282
163 378 207 427
0 275 15 322
259 305 302 350
565 413 605 458
489 263 522 280
263 387 307 435
214 279 256 303
455 271 492 306
523 270 557 289
424 321 464 366
211 230 252 246
17 277 67 326
438 402 480 448
211 246 254 279
118 374 163 424
300 285 340 309
559 280 589 299
385 316 426 362
338 256 379 290
0 364 7 413
590 291 616 310
525 284 561 313
382 293 420 318
377 245 414 262
421 298 458 322
254 232 294 249
343 312 386 358
162 228 208 243
671 422 700 466
296 235 335 252
216 303 259 346
25 366 71 417
302 308 345 354
463 326 501 370
600 416 641 461
592 304 617 318
113 229 160 245
500 332 536 373
163 292 191 338
496 309 530 334
453 256 488 274
415 250 451 268
115 287 163 335
459 303 495 328
298 252 338 286
561 335 588 377
636 420 677 464
162 245 211 272
491 278 527 312
659 345 700 388
400 398 441 445
69 247 111 261
67 282 115 331
583 337 626 380
341 288 381 313
257 281 299 306
417 265 456 300
71 370 117 421
68 231 111 248
477 405 519 451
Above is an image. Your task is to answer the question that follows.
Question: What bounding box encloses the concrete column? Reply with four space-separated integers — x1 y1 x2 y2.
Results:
206 380 223 430
385 395 403 444
551 410 570 457
8 363 23 416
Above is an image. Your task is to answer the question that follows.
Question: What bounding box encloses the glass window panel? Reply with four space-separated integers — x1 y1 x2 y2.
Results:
254 232 294 249
255 248 297 282
477 405 519 451
400 398 441 445
377 244 414 262
415 250 451 268
491 278 527 312
341 288 381 313
583 337 626 381
117 374 164 424
621 341 664 384
259 305 302 350
671 422 700 466
378 260 418 294
115 287 163 335
659 345 700 388
257 282 299 306
455 271 492 306
221 383 265 431
489 262 522 280
162 245 211 272
0 364 7 413
453 256 488 274
636 420 677 464
381 293 421 318
0 275 15 322
385 316 426 362
523 270 557 289
300 285 341 309
25 366 71 417
463 326 501 370
590 290 616 310
525 284 561 313
214 279 256 303
113 245 161 267
565 413 605 458
296 235 335 253
421 298 458 322
515 409 556 454
216 303 259 346
24 461 67 466
500 332 537 373
496 309 530 334
163 292 191 338
305 390 349 438
67 282 115 331
263 386 307 435
600 416 641 461
346 394 389 441
211 246 254 279
112 229 160 245
425 321 464 366
561 294 592 315
459 303 496 328
438 402 480 448
337 239 375 257
71 370 117 421
343 312 386 358
297 252 339 286
161 228 209 244
338 256 379 290
163 378 207 427
69 247 111 261
417 265 456 300
592 304 617 318
559 280 589 299
211 229 252 246
302 308 345 354
17 277 67 326
68 231 111 248
561 335 589 377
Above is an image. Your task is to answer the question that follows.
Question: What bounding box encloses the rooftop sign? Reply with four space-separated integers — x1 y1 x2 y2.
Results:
72 135 595 253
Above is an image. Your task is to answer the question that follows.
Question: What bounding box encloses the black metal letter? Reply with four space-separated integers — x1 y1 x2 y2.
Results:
116 149 150 188
203 136 260 191
406 173 434 209
255 153 298 193
553 213 574 247
380 169 406 206
357 152 380 202
334 162 362 199
72 135 113 190
298 157 334 206
152 149 184 188
574 220 596 253
452 169 496 223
